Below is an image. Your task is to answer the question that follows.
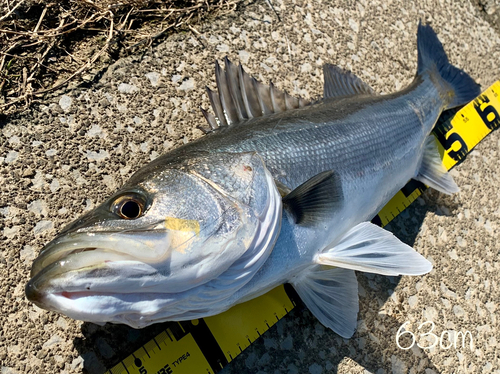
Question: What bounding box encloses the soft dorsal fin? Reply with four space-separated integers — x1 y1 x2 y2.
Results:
283 170 343 225
202 58 310 131
323 64 374 99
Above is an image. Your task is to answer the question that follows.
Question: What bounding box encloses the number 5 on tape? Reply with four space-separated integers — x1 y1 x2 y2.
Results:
435 81 500 170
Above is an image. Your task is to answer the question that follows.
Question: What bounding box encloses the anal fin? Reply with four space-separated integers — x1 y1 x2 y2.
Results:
415 135 459 195
291 267 359 338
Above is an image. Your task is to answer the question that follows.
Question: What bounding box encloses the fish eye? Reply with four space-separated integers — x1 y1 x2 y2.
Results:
112 194 146 220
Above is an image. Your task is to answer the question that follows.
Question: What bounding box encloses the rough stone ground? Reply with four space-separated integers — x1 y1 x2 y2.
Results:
1 0 500 373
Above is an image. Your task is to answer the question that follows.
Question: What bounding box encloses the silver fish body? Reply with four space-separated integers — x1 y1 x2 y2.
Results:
26 23 480 337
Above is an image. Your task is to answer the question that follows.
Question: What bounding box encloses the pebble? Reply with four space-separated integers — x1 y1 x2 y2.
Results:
56 317 69 330
348 18 359 32
1 367 20 374
172 74 183 83
102 175 117 190
86 124 103 137
5 151 19 163
42 334 63 348
118 83 139 93
7 346 21 355
239 50 251 64
264 338 277 349
32 220 54 235
453 305 466 318
145 72 161 86
3 226 20 239
217 43 230 52
485 302 496 313
27 200 48 217
178 78 195 91
258 352 271 366
86 150 110 161
31 171 46 190
308 363 323 374
96 338 115 359
391 355 407 374
70 357 84 370
245 352 257 369
8 136 20 145
423 307 438 321
280 336 293 350
22 168 35 177
59 95 72 111
456 236 467 247
19 245 35 264
50 179 60 193
301 63 312 73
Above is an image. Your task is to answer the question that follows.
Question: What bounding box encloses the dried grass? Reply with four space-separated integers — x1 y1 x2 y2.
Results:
0 0 240 115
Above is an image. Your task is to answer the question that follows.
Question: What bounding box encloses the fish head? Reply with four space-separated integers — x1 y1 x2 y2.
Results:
26 151 282 325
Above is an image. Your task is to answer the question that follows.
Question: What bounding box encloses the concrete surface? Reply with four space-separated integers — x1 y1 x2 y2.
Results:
1 0 500 373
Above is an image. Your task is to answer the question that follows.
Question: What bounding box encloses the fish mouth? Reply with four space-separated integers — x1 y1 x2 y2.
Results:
26 233 142 308
29 228 170 279
30 245 97 278
30 233 111 279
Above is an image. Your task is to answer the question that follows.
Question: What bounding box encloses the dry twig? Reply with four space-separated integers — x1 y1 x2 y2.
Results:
0 0 242 115
0 0 26 23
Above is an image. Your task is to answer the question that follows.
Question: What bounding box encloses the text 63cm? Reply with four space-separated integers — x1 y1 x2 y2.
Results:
396 321 473 350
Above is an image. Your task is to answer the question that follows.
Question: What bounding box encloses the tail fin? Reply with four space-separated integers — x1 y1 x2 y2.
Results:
417 22 480 109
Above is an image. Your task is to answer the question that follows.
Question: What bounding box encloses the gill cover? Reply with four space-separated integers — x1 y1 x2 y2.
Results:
155 151 283 292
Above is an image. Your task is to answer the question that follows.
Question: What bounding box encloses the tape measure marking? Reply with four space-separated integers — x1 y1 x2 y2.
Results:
204 285 296 363
106 81 500 374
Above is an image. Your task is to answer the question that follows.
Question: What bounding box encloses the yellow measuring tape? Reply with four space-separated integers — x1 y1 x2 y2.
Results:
106 81 500 374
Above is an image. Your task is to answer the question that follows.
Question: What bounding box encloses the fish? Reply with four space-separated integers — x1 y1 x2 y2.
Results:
25 23 480 338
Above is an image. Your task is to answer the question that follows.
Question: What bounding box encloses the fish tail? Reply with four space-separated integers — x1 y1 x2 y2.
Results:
417 21 480 109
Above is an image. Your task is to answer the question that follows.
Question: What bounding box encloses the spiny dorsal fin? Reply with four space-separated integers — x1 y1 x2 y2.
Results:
283 170 343 225
202 57 310 132
323 64 374 99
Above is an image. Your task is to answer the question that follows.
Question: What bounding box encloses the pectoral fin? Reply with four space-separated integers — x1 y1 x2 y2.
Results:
283 170 343 225
316 222 432 276
291 266 359 338
414 135 459 195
